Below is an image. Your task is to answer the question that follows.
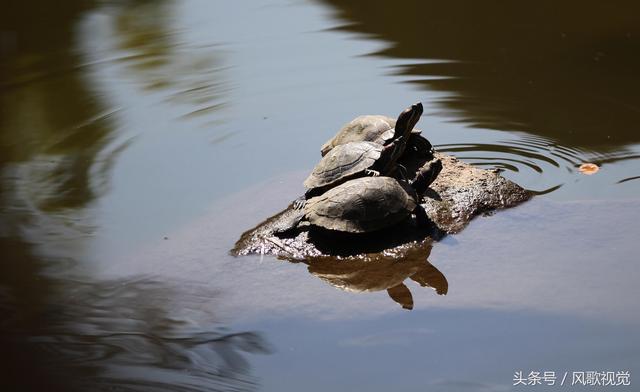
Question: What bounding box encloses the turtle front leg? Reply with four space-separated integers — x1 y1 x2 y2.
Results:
273 208 306 235
293 196 307 210
294 188 323 210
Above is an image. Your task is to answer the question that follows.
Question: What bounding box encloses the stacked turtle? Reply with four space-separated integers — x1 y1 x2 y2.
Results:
280 102 442 234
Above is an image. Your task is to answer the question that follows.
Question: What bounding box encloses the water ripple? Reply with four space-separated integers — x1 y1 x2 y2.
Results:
3 278 272 392
436 135 640 195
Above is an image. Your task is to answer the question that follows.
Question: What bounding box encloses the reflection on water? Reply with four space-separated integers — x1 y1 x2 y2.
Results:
618 175 640 184
321 0 640 197
1 277 271 392
302 245 447 310
0 1 261 390
322 0 640 149
437 135 640 194
108 0 229 121
1 0 115 216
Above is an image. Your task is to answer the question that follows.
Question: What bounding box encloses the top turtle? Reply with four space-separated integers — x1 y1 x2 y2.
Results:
320 111 433 158
302 102 423 201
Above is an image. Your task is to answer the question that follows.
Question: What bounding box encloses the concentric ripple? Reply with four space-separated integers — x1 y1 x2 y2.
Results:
435 135 640 196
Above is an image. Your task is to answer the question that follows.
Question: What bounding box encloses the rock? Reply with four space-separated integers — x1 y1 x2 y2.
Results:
231 152 531 261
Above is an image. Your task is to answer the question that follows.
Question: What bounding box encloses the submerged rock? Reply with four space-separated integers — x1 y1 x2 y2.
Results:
232 152 531 261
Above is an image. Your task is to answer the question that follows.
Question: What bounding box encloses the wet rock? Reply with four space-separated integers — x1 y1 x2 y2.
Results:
231 152 531 261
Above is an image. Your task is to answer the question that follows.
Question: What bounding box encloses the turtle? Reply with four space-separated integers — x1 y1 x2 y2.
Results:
295 102 423 209
281 158 443 234
320 111 434 159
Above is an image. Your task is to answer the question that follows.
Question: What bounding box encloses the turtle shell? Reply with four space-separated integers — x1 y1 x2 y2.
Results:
304 176 416 233
304 141 383 191
321 115 421 156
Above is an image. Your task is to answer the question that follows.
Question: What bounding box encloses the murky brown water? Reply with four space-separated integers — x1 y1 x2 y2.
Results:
1 0 639 391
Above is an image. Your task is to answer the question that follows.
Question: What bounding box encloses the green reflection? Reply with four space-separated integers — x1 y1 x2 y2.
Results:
1 1 266 390
111 0 229 118
1 0 113 212
321 0 640 150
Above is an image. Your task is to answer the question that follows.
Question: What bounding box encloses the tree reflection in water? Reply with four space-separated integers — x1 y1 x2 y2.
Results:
1 276 272 392
0 1 268 390
321 0 640 151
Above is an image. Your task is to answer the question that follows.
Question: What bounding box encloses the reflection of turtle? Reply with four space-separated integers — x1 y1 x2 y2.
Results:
307 253 448 310
297 103 423 208
281 159 442 234
320 113 433 159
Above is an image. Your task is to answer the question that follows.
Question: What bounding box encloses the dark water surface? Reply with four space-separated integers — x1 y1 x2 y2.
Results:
1 0 639 391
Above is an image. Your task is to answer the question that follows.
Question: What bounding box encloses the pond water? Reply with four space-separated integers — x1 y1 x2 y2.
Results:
1 0 639 391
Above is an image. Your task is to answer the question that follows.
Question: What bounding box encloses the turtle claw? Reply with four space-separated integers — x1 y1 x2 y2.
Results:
293 197 307 210
365 169 380 177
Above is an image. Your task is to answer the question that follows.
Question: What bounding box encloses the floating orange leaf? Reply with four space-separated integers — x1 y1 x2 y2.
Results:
579 163 599 175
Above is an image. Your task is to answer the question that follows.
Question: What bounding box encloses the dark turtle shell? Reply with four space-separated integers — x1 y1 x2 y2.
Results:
304 176 416 233
303 141 383 191
320 115 422 156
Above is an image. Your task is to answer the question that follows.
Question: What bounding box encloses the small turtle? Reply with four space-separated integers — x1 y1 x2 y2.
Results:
320 111 433 159
281 158 442 234
296 103 423 209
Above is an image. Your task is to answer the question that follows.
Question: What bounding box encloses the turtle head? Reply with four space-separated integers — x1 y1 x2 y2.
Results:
379 102 424 170
393 102 423 141
411 158 442 198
